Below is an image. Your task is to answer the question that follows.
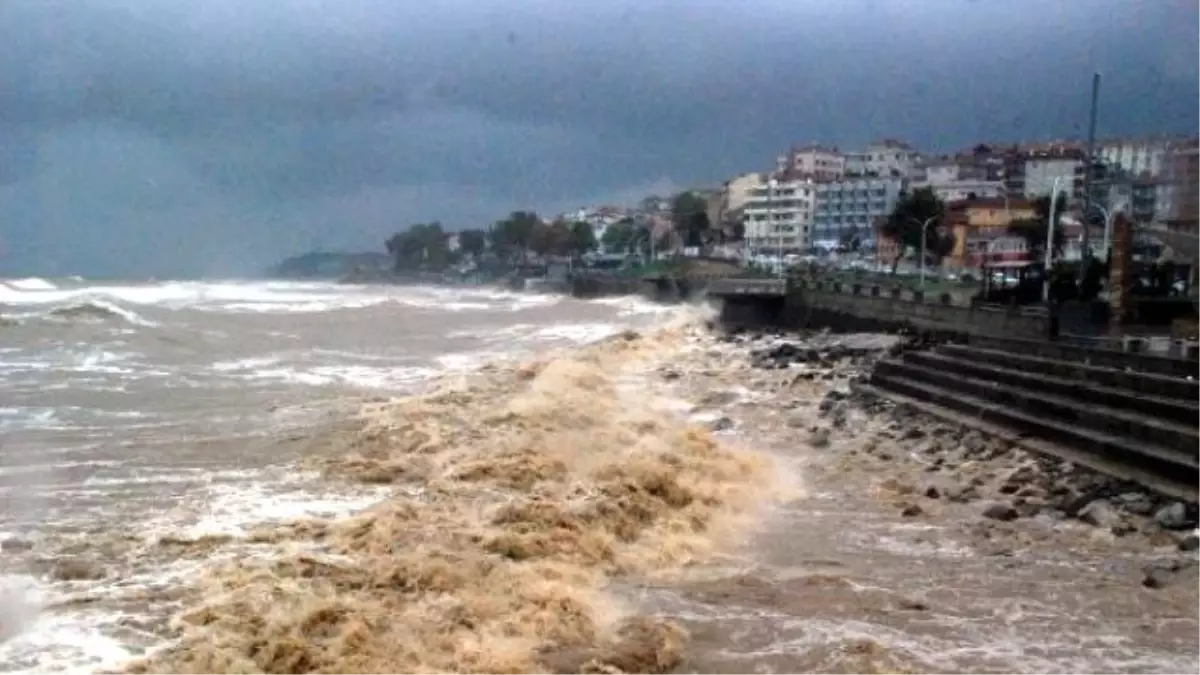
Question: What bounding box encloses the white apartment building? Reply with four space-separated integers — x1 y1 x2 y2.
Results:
776 145 845 180
743 178 815 254
845 139 921 178
812 176 904 251
931 179 1006 203
722 172 764 213
1098 138 1176 179
911 158 1006 202
1023 154 1081 197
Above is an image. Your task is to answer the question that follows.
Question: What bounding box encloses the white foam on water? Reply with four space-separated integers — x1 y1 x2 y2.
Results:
435 350 522 372
445 323 539 341
587 295 679 316
0 408 60 432
0 460 123 478
0 573 134 675
4 278 59 292
0 466 398 675
162 475 394 540
213 360 437 390
529 322 622 343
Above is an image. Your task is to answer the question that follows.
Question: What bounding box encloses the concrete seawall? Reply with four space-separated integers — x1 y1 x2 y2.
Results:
714 278 1049 340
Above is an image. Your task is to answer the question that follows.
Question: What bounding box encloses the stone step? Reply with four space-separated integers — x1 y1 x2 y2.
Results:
907 350 1199 426
874 359 1199 459
855 381 1199 503
966 334 1198 378
938 344 1199 403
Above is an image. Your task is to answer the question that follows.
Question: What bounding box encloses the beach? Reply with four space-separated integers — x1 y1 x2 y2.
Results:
1 278 1196 674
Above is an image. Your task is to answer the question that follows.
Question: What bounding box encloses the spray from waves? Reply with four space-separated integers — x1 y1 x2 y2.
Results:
122 318 795 674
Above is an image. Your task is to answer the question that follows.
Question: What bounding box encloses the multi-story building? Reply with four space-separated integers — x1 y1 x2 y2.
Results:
933 180 1008 204
776 145 845 181
943 197 1039 269
911 154 1007 203
742 177 815 254
1160 138 1199 232
1098 137 1178 180
845 139 921 178
1023 150 1083 198
811 176 905 251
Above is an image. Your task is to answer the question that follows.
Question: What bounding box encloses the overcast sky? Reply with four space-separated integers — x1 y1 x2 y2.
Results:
1 0 1196 277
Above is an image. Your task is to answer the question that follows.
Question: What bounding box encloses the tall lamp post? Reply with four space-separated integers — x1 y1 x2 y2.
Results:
1042 177 1063 303
916 216 938 289
1091 198 1128 263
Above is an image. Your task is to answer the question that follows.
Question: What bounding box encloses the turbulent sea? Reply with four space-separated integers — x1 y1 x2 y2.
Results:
2 277 1196 675
0 277 698 673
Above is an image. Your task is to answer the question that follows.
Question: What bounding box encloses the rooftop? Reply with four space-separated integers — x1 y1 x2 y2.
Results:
947 196 1036 211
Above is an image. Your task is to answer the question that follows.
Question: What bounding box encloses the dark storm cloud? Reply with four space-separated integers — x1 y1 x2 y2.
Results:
0 0 1196 277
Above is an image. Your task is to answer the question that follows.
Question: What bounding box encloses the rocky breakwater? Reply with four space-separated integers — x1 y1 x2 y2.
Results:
854 400 1199 584
643 326 1197 672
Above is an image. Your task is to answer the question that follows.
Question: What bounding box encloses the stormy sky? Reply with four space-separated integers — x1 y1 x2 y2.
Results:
1 0 1196 278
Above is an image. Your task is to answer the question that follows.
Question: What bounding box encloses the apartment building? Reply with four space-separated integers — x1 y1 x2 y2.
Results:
1160 138 1199 231
1098 137 1178 179
776 145 845 181
743 177 815 254
845 139 921 178
1023 150 1083 198
811 176 904 250
911 157 1006 203
944 197 1039 269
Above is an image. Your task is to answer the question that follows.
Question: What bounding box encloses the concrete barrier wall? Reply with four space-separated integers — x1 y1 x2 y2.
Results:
969 334 1199 376
787 288 1048 339
712 277 1048 340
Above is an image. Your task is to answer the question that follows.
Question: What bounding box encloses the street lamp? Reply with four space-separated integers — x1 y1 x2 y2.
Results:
915 216 938 289
1091 198 1128 263
1042 176 1063 303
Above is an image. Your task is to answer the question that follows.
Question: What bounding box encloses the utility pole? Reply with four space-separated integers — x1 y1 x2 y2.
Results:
1080 72 1101 278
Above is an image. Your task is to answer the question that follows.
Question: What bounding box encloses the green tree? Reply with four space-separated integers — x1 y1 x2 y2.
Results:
601 218 637 254
529 219 571 258
671 191 713 248
489 211 540 262
1008 193 1068 259
839 225 862 252
567 221 598 257
385 222 450 271
458 229 487 259
723 213 746 243
881 187 948 272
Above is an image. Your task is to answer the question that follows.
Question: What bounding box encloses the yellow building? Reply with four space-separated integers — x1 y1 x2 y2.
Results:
946 197 1038 268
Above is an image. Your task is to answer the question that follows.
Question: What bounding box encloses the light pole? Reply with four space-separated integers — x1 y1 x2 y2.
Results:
1093 198 1128 262
1043 176 1063 303
916 216 938 289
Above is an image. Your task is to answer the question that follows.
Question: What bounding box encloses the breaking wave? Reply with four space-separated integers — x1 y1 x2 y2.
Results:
122 324 794 674
46 300 156 327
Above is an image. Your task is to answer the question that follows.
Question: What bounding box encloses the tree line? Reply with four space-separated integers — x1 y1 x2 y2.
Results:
878 187 1067 271
383 190 730 272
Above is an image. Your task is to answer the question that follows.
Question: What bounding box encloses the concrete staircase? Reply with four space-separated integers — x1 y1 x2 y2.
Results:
862 335 1199 502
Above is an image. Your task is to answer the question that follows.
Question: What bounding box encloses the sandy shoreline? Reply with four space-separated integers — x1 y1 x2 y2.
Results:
97 316 1198 674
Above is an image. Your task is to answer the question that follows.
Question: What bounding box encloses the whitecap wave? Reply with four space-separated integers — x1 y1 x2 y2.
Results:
3 278 58 292
45 300 157 327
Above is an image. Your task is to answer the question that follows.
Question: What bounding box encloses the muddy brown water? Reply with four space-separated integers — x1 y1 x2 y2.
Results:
1 278 1196 674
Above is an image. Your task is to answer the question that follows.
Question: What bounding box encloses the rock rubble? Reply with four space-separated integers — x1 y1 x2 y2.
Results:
663 326 1199 590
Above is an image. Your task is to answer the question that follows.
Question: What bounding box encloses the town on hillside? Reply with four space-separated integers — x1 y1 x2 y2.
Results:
374 135 1197 296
